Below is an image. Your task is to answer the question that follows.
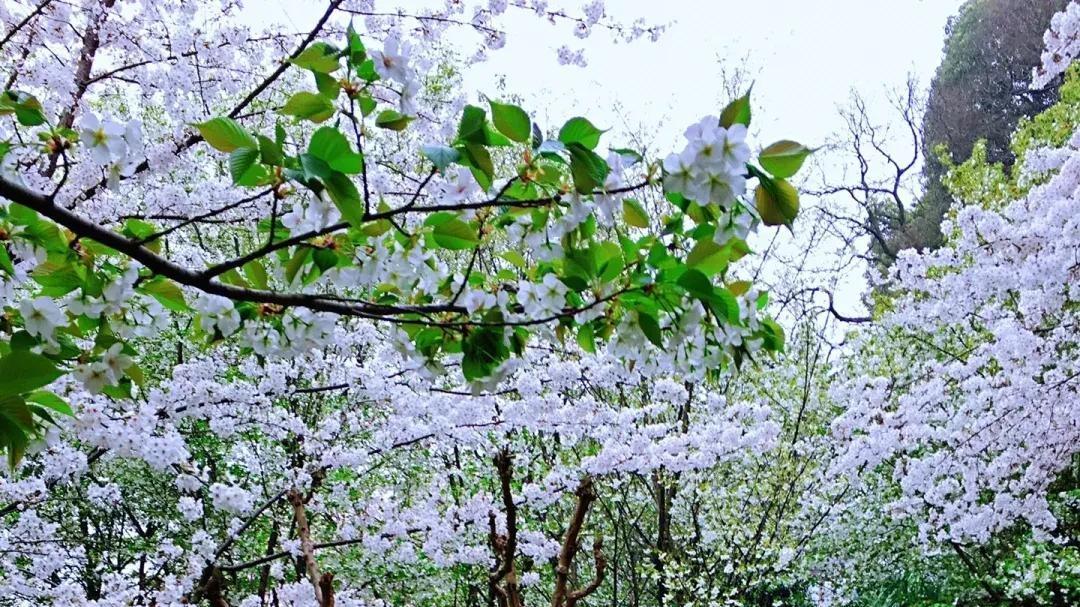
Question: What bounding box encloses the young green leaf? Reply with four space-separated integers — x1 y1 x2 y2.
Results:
289 42 341 73
422 145 461 171
25 391 73 416
194 117 257 152
622 198 649 228
257 135 285 166
0 351 63 399
375 110 413 131
489 101 531 142
558 116 604 150
140 278 189 312
432 218 480 250
462 327 509 380
637 312 663 348
567 142 609 194
314 71 341 99
322 172 365 229
280 92 335 123
677 268 714 300
720 89 752 128
754 176 799 227
0 91 46 126
308 127 363 173
758 140 813 178
577 323 597 353
686 238 729 276
229 147 261 184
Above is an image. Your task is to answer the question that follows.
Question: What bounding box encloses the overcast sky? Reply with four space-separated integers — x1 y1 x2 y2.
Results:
256 1 964 148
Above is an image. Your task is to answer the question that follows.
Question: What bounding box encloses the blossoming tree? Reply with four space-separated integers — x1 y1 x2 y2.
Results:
0 1 818 605
822 3 1080 603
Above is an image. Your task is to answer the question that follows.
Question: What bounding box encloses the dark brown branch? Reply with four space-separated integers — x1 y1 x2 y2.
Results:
489 449 522 607
0 0 54 50
551 477 598 607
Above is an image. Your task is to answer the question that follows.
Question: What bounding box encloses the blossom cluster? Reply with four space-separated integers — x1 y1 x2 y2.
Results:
830 19 1080 546
1034 1 1080 88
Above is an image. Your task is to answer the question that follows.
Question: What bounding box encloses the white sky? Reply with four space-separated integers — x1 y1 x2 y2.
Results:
254 0 963 148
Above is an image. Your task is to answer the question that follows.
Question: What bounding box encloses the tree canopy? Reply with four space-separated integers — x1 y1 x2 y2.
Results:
0 1 1077 606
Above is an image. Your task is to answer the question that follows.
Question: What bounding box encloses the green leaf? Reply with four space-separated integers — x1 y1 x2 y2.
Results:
622 198 649 228
457 105 487 144
0 395 32 468
308 127 363 173
32 262 82 296
0 244 13 276
558 117 604 150
194 117 257 152
677 268 714 300
686 238 729 276
720 89 752 128
501 250 526 269
754 176 799 227
346 23 367 65
290 42 341 73
595 241 624 282
759 140 813 178
121 219 157 241
637 312 663 348
25 391 72 416
0 395 34 431
299 153 333 182
375 109 413 131
462 327 509 381
242 259 269 290
257 135 285 166
611 147 644 165
761 317 786 352
314 71 341 99
710 287 740 324
357 95 377 116
322 171 365 229
0 351 63 398
432 218 479 250
141 277 189 312
489 101 531 143
229 147 260 185
577 323 596 353
0 91 46 127
567 142 609 194
459 143 494 189
285 247 312 283
422 145 461 171
312 247 338 271
356 58 379 82
281 92 335 123
565 247 597 281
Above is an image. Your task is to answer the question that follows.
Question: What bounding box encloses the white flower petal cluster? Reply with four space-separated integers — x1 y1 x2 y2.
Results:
371 35 422 117
516 273 567 318
281 195 341 235
19 296 66 347
1033 1 1080 88
663 116 750 208
79 112 144 188
831 77 1080 545
195 293 241 337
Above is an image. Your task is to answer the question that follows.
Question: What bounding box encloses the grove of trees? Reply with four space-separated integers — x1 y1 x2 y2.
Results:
0 1 1076 606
